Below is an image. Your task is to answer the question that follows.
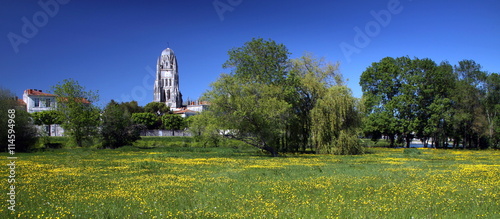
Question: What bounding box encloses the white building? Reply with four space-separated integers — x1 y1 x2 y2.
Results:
172 109 198 118
186 101 209 113
22 89 64 136
23 89 57 113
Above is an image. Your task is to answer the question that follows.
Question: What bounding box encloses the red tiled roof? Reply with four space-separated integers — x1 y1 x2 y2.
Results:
16 99 26 105
187 101 211 106
173 109 197 114
24 89 90 104
58 97 91 104
24 89 56 97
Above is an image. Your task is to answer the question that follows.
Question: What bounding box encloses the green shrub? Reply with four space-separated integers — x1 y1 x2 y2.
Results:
100 101 142 149
1 89 38 152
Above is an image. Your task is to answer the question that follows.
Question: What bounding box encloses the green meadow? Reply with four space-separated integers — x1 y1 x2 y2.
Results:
1 137 499 218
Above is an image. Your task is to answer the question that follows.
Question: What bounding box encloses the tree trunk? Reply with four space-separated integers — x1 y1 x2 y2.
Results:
229 135 279 157
405 134 411 148
389 135 396 147
263 145 279 157
462 130 467 149
486 109 494 144
453 137 459 149
477 135 480 150
434 134 441 148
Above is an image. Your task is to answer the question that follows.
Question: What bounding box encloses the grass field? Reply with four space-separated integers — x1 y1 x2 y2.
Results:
2 137 499 218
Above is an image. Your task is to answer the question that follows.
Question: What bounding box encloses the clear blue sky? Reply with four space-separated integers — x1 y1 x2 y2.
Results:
1 0 499 107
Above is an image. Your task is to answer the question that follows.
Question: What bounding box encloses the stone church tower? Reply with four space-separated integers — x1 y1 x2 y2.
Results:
153 48 183 108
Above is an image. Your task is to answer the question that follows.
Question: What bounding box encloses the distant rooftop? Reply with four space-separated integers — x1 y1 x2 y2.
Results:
23 89 90 104
24 89 56 97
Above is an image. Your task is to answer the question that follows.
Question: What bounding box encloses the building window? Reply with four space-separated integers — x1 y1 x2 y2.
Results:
45 99 51 107
34 98 40 107
167 90 171 100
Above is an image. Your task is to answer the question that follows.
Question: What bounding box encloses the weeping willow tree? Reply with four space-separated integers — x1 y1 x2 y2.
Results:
286 53 343 153
289 53 363 155
311 86 364 155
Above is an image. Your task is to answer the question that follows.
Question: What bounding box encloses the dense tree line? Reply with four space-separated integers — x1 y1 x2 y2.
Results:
28 79 188 149
95 100 187 148
6 48 497 153
360 57 499 149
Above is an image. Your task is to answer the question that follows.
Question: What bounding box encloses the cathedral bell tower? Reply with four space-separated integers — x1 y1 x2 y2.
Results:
153 48 183 108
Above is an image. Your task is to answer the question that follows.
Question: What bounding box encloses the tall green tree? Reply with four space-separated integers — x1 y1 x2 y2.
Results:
412 59 456 148
202 74 289 156
451 60 488 149
361 57 448 148
360 57 406 147
200 38 291 156
223 37 290 85
52 79 100 147
101 100 142 148
394 57 421 147
485 73 500 148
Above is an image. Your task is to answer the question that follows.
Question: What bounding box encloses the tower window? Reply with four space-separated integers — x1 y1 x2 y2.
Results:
167 90 171 100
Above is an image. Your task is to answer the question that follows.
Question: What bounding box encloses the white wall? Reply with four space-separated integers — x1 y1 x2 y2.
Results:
24 94 56 113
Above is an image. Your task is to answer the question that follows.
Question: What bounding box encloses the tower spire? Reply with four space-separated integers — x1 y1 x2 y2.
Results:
153 47 183 108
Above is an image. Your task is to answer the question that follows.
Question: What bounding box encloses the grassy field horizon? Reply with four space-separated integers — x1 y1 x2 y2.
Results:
2 137 499 218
